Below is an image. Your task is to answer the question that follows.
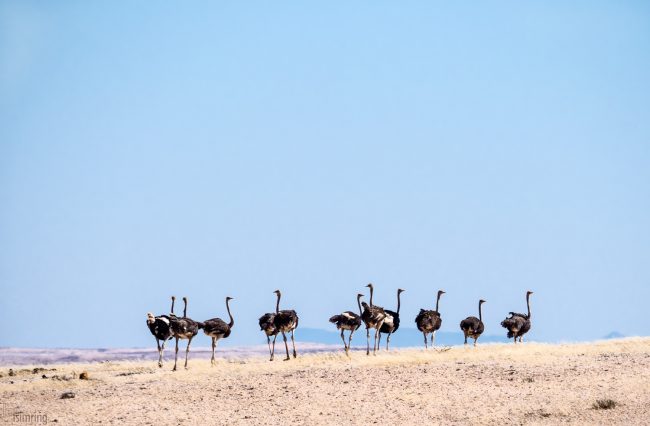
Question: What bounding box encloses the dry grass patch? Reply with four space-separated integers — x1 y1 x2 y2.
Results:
592 399 617 410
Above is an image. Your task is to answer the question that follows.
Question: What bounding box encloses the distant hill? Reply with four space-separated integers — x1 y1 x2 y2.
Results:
603 331 626 339
298 327 509 347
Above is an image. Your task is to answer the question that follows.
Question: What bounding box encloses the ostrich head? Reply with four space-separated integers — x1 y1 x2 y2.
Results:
357 293 364 298
527 290 534 296
438 290 446 296
226 296 234 301
146 313 155 324
398 288 405 294
366 283 373 290
479 299 486 304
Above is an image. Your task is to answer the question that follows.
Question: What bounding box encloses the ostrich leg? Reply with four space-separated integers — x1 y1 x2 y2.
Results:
270 334 278 361
464 333 468 346
184 336 193 369
431 331 436 347
423 332 428 349
376 321 385 353
173 337 180 371
377 332 382 349
159 339 167 367
348 330 355 356
282 332 290 361
386 333 392 351
373 328 380 355
340 329 347 353
156 339 163 368
210 337 217 366
290 329 297 358
366 327 371 355
266 336 272 357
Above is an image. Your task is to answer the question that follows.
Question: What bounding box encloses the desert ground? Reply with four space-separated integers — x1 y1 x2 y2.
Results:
1 338 648 425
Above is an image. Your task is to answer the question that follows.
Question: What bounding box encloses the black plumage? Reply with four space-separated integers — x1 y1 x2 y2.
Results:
147 313 173 341
415 290 445 348
169 297 203 371
378 289 405 350
203 296 235 366
146 296 177 367
460 299 486 346
274 309 299 330
329 293 364 355
361 283 387 355
500 291 533 343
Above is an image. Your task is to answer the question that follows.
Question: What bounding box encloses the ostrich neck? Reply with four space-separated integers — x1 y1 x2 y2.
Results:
226 299 234 328
435 294 440 312
183 300 187 318
478 302 483 322
275 294 281 314
526 294 531 319
170 298 175 315
396 291 401 314
357 296 363 316
369 287 374 307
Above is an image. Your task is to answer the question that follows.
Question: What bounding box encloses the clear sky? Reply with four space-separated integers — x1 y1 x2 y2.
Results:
1 1 649 348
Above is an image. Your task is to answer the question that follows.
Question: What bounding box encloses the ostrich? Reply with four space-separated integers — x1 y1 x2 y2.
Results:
146 296 176 367
501 291 533 343
258 312 278 358
270 290 299 361
361 283 387 356
378 288 405 351
329 293 364 356
460 299 486 346
169 297 203 371
202 297 234 366
414 290 445 348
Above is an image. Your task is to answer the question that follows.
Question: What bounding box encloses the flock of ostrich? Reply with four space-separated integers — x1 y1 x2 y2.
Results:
146 284 533 370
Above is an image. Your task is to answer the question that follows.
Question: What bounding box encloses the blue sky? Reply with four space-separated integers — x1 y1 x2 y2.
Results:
1 1 649 348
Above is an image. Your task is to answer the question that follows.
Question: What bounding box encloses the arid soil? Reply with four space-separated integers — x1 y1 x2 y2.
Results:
1 338 648 425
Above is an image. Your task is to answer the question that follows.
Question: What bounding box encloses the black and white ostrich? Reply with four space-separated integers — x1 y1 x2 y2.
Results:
378 288 405 351
202 296 234 366
329 293 364 356
270 290 299 361
501 290 533 343
361 283 387 356
169 297 203 371
146 295 177 367
414 289 445 349
460 299 486 346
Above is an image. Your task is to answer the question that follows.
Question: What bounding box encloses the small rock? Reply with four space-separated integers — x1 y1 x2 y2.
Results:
60 392 76 399
8 369 15 377
79 371 89 380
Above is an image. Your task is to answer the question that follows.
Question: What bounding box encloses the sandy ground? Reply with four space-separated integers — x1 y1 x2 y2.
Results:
1 338 648 425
